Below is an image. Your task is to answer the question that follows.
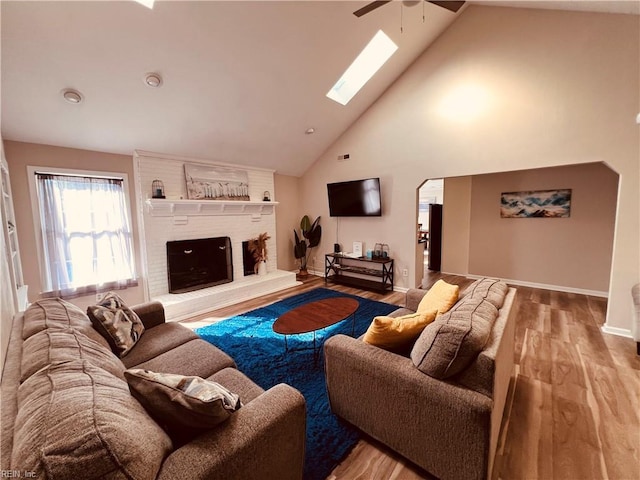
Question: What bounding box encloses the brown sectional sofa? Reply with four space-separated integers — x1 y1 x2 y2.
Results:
1 298 306 480
324 278 516 480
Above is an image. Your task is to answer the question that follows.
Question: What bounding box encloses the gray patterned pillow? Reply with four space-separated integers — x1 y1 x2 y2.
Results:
87 292 144 357
124 369 242 436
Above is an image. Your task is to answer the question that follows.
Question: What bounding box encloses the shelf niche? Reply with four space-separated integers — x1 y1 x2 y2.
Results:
145 198 278 217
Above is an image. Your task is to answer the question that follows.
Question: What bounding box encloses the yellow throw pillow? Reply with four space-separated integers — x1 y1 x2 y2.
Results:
417 279 459 315
363 310 438 350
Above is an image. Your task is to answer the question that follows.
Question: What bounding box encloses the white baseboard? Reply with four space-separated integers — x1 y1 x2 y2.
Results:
601 325 633 339
460 274 608 298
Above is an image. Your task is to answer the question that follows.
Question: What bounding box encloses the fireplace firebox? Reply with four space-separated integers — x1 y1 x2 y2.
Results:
167 237 233 293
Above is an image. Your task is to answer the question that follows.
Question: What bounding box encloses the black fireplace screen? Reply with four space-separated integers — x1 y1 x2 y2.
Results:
166 237 233 293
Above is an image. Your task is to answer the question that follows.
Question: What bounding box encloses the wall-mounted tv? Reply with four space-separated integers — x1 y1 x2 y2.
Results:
327 177 382 217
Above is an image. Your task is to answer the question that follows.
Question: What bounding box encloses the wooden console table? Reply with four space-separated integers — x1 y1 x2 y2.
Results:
324 253 394 292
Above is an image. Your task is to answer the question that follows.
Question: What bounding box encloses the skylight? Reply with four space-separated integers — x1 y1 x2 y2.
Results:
326 30 398 106
134 0 155 9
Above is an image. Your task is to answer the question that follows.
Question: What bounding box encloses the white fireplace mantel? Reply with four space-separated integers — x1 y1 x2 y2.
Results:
145 198 278 217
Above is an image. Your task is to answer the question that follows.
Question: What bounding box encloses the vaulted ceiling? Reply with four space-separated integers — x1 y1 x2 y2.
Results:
2 1 637 176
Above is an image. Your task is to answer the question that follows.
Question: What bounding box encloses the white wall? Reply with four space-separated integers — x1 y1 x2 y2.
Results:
299 6 639 332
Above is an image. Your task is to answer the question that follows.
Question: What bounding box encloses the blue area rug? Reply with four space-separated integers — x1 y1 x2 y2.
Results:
195 287 398 480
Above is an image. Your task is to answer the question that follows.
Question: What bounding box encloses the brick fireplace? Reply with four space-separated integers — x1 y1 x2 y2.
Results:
135 151 298 320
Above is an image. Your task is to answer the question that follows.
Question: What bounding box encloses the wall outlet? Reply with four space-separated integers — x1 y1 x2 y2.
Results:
96 292 105 302
402 269 409 277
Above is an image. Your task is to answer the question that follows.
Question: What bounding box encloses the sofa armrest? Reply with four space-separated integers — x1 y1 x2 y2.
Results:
157 383 306 480
324 334 492 480
405 288 427 311
131 301 166 330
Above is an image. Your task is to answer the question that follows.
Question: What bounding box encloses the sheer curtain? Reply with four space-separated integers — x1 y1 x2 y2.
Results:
37 173 137 298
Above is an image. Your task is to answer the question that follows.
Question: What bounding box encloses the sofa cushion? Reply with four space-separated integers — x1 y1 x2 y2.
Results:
463 278 508 309
22 298 110 349
120 323 199 368
363 310 437 351
87 292 145 358
133 339 236 377
125 369 242 435
411 296 498 379
416 279 459 315
20 328 125 383
12 360 172 480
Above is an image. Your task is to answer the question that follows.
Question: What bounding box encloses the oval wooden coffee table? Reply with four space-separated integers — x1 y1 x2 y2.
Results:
272 297 359 361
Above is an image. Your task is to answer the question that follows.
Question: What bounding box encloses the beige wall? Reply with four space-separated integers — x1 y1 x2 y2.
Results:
3 141 145 310
442 176 472 275
274 173 300 272
467 163 617 293
300 6 639 332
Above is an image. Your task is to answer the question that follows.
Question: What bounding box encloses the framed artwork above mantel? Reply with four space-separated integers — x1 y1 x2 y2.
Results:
184 163 250 201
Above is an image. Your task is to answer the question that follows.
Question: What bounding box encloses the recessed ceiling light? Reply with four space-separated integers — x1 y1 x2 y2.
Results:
144 73 163 88
305 127 315 135
61 89 83 104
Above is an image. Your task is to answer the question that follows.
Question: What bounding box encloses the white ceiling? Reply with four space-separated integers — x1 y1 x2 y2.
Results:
2 1 638 177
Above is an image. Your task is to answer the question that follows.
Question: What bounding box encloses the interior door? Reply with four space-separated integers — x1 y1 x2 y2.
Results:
428 204 443 271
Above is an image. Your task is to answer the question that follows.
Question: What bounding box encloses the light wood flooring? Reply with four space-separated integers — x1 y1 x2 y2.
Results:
182 274 640 480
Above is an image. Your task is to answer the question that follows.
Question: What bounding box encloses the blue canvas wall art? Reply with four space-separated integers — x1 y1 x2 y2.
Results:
500 189 572 218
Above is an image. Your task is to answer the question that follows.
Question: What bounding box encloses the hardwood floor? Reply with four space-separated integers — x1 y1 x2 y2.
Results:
181 274 640 480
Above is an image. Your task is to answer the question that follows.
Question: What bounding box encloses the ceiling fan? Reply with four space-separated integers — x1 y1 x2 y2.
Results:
354 1 465 18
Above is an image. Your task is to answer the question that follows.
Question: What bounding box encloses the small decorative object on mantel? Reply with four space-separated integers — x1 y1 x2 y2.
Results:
248 232 270 275
263 190 271 202
151 179 165 199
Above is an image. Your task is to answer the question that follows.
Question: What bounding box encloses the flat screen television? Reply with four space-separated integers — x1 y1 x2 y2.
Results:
327 178 382 217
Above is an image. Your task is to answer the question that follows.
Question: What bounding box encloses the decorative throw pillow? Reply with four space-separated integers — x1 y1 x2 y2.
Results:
124 369 242 436
87 292 144 358
417 279 460 315
363 310 438 351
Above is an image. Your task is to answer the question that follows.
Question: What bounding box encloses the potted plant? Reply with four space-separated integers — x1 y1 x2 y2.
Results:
248 232 270 275
293 215 321 276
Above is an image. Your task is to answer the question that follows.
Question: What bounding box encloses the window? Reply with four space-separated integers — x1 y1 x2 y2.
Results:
33 170 136 298
326 30 398 106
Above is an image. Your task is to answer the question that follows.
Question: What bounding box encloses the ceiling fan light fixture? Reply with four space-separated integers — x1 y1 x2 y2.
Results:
144 73 163 88
326 30 398 106
62 89 83 104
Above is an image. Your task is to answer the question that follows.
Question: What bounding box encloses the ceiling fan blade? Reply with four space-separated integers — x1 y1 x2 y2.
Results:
353 1 392 18
427 1 465 13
